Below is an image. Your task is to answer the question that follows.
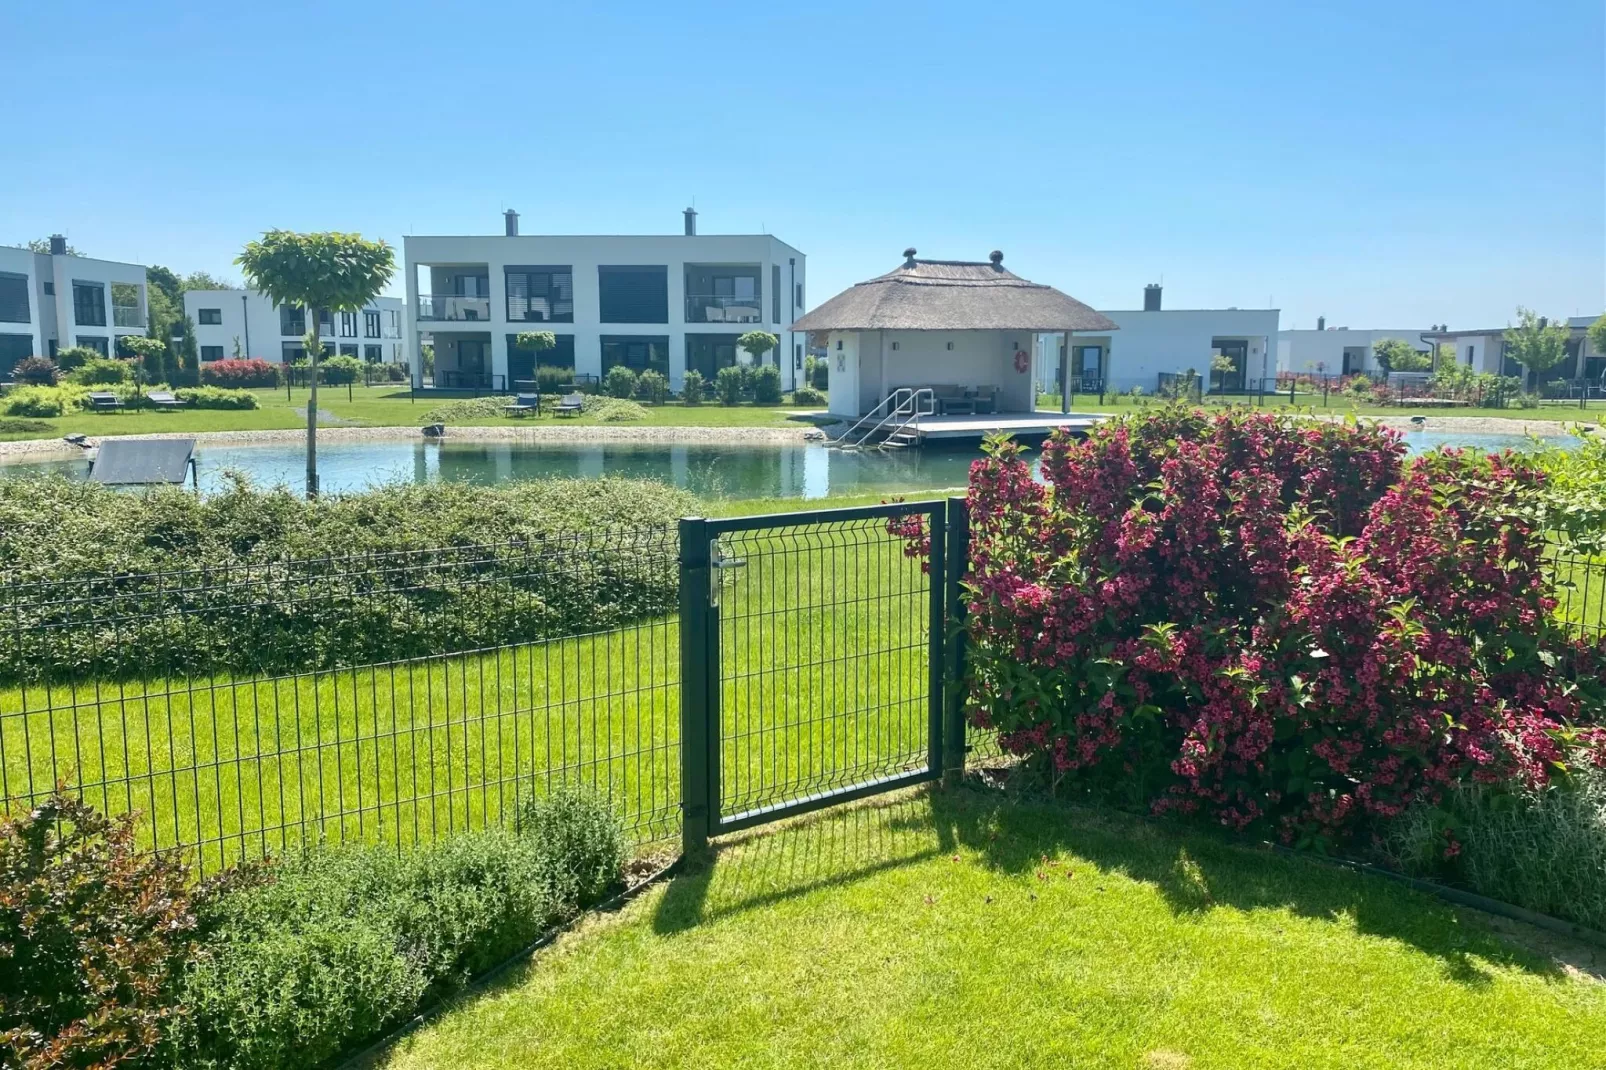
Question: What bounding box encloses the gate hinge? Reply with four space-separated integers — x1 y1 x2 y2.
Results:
710 539 746 606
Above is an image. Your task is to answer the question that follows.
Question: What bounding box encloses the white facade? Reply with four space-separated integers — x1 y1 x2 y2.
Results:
1032 304 1280 395
0 240 150 375
1276 328 1432 376
825 329 1038 418
1424 316 1606 381
182 290 406 366
403 217 806 391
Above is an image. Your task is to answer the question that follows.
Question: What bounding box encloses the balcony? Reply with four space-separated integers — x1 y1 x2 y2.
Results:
418 294 492 322
685 295 764 324
112 304 145 328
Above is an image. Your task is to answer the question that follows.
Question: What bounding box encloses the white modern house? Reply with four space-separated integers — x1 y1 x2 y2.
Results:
0 236 150 376
1277 320 1432 376
403 209 806 391
182 290 406 366
1424 316 1605 384
795 249 1118 421
1032 284 1280 396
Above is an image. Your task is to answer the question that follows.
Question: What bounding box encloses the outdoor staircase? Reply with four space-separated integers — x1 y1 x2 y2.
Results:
833 388 935 450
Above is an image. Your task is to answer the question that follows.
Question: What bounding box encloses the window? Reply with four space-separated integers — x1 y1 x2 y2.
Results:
597 267 668 323
201 345 224 361
364 344 383 362
319 310 334 337
281 341 305 363
339 344 358 358
505 266 574 322
72 282 106 326
506 333 576 386
600 335 669 377
795 343 802 368
385 310 401 337
76 335 109 355
0 273 28 323
0 334 33 377
1464 345 1474 366
686 334 738 379
795 283 803 310
280 305 306 336
772 266 781 323
339 311 357 337
43 282 54 295
364 310 381 338
198 308 222 325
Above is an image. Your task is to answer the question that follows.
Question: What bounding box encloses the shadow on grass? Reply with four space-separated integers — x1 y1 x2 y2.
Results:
653 783 1580 985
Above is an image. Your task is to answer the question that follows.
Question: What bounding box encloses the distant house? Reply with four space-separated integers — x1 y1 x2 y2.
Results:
0 235 150 377
1423 316 1605 386
1277 321 1432 377
792 250 1117 419
183 290 406 367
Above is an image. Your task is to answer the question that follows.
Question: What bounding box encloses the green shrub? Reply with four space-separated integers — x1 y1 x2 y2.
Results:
590 397 648 423
419 395 510 424
173 386 260 410
715 365 744 405
634 368 669 405
319 355 364 385
178 787 625 1069
809 356 829 390
680 369 706 405
535 365 572 393
12 356 59 386
2 384 87 418
791 385 826 406
53 347 101 373
603 365 638 399
66 357 135 386
1379 759 1606 932
750 365 782 405
0 417 53 433
0 476 693 683
0 794 198 1070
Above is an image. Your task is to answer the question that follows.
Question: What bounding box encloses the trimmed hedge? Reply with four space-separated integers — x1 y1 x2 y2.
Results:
173 386 259 410
201 359 280 389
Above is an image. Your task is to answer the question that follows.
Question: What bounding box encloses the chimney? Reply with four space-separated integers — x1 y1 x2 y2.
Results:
1317 315 1326 331
49 234 66 255
1143 283 1162 311
503 210 519 237
683 208 697 236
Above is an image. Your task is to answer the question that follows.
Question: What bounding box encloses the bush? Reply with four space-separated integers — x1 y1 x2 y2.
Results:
319 355 364 385
535 365 572 394
2 385 87 418
680 369 706 405
603 365 638 399
750 365 782 405
381 362 408 382
634 369 669 406
791 385 826 406
201 359 279 389
1379 757 1606 932
0 417 54 433
715 365 745 406
65 357 135 386
951 409 1606 848
174 386 259 410
177 787 624 1069
590 397 649 423
12 356 59 386
807 355 829 391
53 347 101 373
420 395 511 424
0 476 694 683
0 794 198 1070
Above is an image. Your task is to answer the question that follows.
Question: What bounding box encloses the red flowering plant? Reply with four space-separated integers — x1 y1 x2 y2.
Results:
199 358 280 388
952 408 1606 849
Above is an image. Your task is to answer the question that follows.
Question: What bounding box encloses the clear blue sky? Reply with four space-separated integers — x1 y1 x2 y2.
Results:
2 0 1601 328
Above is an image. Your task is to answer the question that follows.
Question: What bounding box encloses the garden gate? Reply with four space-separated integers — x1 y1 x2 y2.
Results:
678 501 956 853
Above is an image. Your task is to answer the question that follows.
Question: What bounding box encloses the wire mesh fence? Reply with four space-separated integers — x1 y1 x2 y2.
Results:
0 528 682 874
1545 541 1606 645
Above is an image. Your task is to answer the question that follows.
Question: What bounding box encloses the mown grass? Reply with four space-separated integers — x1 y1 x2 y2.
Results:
376 788 1606 1070
0 512 934 873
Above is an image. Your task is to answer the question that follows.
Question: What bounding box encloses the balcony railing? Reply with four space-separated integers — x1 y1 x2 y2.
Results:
418 295 492 322
112 305 145 328
686 294 764 324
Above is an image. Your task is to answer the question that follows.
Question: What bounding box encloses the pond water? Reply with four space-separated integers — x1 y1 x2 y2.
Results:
0 430 1580 500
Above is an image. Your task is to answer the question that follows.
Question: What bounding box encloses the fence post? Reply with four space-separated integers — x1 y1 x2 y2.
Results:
926 503 946 780
678 517 714 858
942 497 970 784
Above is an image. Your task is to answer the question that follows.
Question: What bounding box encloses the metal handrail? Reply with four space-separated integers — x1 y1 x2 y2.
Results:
837 388 934 448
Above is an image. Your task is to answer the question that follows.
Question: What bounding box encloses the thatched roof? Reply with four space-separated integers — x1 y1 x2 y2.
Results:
792 251 1119 333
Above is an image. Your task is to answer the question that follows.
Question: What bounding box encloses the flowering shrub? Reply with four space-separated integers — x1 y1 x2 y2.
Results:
956 409 1606 848
200 359 279 388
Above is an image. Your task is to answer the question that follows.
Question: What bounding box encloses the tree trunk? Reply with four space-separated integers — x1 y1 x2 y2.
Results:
305 315 320 499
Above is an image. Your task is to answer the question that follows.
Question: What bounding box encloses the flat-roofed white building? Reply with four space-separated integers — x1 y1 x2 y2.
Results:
0 235 150 376
182 290 406 367
1277 322 1432 377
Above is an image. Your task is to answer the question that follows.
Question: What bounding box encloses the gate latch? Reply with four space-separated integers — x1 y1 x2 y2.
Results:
710 539 747 606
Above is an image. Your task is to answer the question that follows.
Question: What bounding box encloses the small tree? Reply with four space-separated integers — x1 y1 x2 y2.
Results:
681 369 706 405
176 316 200 386
120 336 167 384
237 231 395 497
513 331 557 391
1588 314 1606 369
715 365 744 405
737 331 779 368
1373 338 1432 373
1504 307 1571 389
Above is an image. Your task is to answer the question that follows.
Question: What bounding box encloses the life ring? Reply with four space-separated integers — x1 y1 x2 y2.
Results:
1013 350 1030 374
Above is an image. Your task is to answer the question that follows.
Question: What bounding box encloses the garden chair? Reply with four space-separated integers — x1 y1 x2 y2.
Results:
973 385 998 414
145 390 187 409
554 392 585 417
503 392 541 417
86 391 123 413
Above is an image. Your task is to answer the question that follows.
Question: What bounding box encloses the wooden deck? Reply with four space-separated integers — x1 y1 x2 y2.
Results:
913 411 1105 441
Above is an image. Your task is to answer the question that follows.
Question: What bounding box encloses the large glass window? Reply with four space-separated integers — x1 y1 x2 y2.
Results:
72 282 106 326
201 345 224 361
597 267 668 324
600 335 669 377
339 311 357 337
506 333 576 388
198 308 222 325
282 341 305 362
364 310 381 338
280 305 305 336
773 265 781 323
364 344 383 362
686 333 739 379
505 266 574 322
0 333 33 376
0 273 29 323
76 335 109 355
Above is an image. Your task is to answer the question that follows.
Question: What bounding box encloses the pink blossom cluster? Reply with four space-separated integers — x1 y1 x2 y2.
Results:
955 409 1606 847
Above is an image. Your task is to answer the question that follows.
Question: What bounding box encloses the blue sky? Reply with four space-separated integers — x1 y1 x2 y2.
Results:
2 0 1601 328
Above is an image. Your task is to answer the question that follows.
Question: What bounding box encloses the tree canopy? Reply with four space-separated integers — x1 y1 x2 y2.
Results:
22 237 82 255
514 331 557 352
236 231 395 315
1588 314 1606 361
1373 338 1432 373
1503 307 1571 382
738 331 779 363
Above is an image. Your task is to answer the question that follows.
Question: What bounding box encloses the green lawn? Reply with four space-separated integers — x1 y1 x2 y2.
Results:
1038 392 1604 424
376 788 1606 1070
0 385 819 441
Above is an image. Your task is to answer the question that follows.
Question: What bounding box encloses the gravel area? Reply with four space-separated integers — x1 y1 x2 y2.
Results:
0 423 817 459
1312 413 1600 437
